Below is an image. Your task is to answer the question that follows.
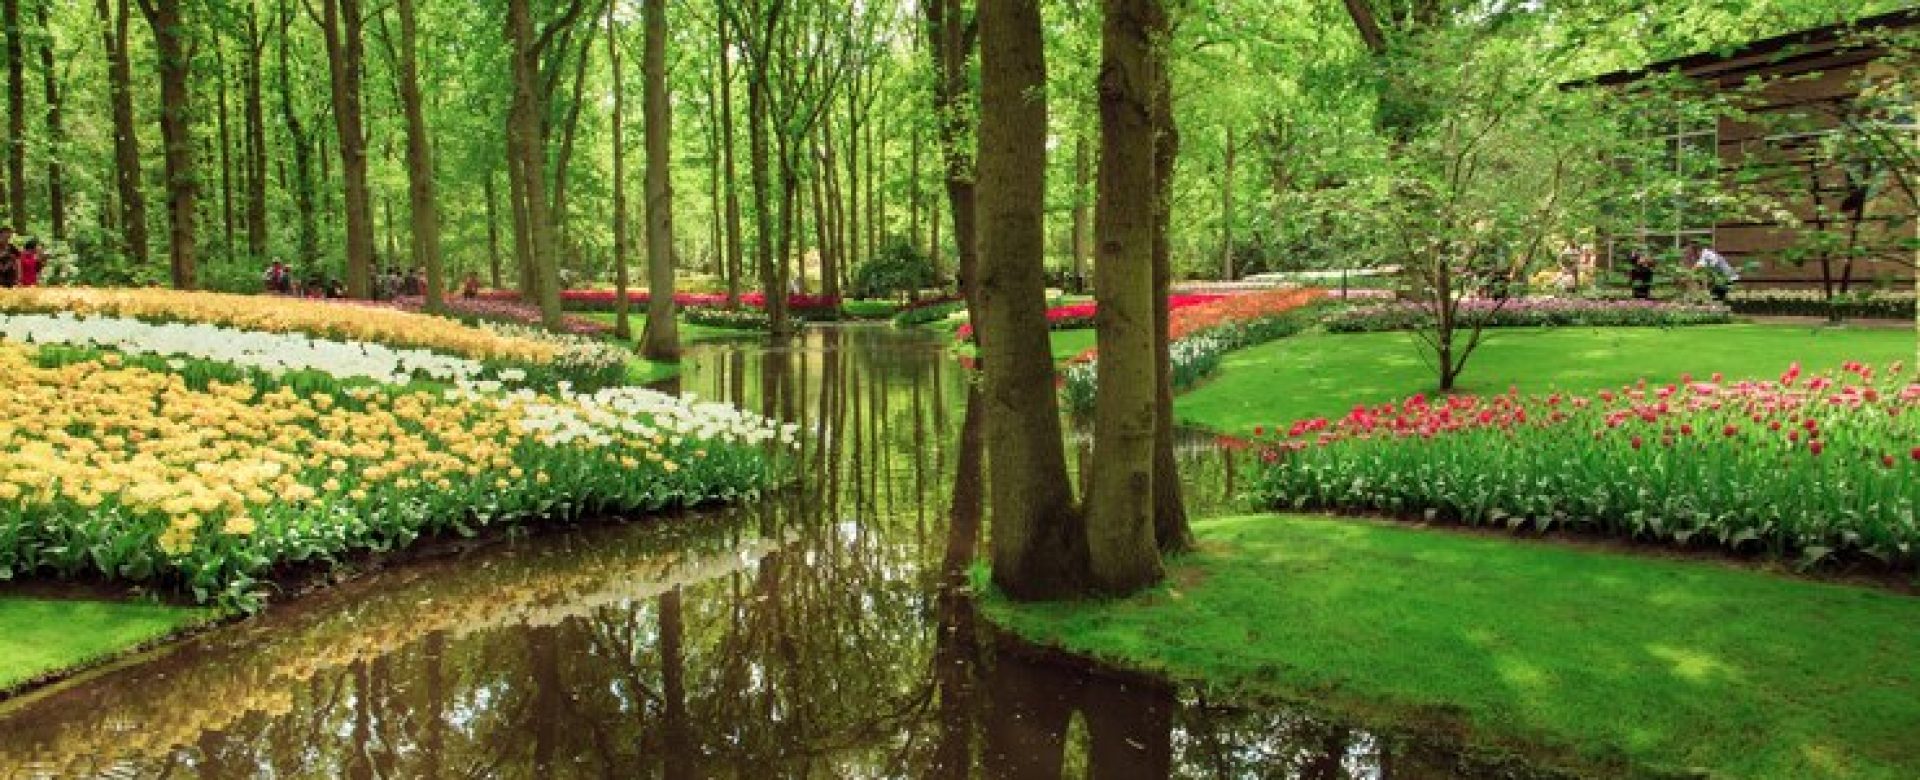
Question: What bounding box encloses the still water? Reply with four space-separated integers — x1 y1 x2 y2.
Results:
0 327 1559 778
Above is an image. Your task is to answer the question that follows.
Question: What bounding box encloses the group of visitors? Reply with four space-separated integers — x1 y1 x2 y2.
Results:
0 226 45 288
1627 239 1738 301
262 261 346 298
265 261 487 300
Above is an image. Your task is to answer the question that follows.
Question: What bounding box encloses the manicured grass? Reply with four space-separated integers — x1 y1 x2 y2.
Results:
984 514 1920 779
955 328 1099 363
1177 324 1917 434
0 598 212 691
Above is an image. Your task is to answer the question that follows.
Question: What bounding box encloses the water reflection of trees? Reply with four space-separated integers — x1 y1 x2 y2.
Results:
0 326 1542 779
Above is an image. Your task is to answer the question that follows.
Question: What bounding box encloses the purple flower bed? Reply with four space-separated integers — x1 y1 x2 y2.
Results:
384 296 613 336
1323 298 1733 333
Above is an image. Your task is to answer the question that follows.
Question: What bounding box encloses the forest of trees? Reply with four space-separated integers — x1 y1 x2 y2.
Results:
5 0 1903 314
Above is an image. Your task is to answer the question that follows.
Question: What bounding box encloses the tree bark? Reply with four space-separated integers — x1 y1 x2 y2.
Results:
1149 17 1191 554
639 0 679 358
4 0 25 229
138 0 197 289
717 6 744 307
1220 126 1234 281
977 0 1087 600
99 0 149 263
1071 134 1091 289
315 0 376 297
607 0 631 340
213 35 235 248
921 0 978 319
1087 0 1164 593
36 4 62 239
243 3 269 258
277 0 318 268
484 170 504 288
393 0 444 310
503 0 569 330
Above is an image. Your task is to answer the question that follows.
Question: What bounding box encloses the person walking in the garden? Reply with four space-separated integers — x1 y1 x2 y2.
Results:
0 227 20 288
1687 240 1738 302
18 240 41 287
1627 249 1654 299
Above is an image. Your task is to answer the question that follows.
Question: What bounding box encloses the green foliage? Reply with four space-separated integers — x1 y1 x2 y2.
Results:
986 514 1920 779
849 239 936 300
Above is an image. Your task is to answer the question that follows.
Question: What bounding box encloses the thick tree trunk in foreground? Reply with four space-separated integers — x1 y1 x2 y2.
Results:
639 0 680 358
316 0 375 297
100 0 148 265
1087 0 1164 593
607 1 632 340
1149 28 1191 554
139 0 197 289
394 0 444 311
978 0 1088 600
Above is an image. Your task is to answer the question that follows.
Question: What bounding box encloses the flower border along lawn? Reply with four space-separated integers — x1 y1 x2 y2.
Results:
1174 324 1917 434
983 514 1920 779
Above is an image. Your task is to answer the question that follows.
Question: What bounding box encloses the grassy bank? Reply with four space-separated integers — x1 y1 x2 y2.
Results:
984 515 1920 779
1175 324 1916 434
0 598 213 692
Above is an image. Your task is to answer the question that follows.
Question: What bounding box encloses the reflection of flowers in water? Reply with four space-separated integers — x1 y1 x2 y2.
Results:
0 528 794 771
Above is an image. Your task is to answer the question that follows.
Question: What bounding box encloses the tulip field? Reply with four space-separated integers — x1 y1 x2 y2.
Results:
0 288 793 606
1250 360 1920 566
1061 288 1330 414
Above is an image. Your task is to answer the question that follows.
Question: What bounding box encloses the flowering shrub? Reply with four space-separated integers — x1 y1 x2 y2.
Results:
684 306 775 330
1249 361 1920 566
0 341 794 606
893 296 966 327
1061 289 1330 414
1322 298 1733 332
0 287 562 365
956 293 1227 342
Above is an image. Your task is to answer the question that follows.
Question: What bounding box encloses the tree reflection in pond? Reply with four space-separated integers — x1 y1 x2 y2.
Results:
0 327 1560 779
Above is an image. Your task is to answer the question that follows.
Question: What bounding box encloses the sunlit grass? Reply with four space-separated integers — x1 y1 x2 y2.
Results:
0 598 213 691
984 514 1920 779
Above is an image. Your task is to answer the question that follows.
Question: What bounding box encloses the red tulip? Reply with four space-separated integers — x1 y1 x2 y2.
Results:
1808 440 1824 456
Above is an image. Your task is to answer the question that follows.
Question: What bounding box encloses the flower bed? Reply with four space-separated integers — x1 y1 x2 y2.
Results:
1061 288 1330 414
0 288 563 365
479 288 844 318
1322 298 1733 332
1248 361 1920 566
385 295 612 337
684 306 776 330
1726 289 1916 320
893 296 966 327
0 340 793 606
956 293 1227 342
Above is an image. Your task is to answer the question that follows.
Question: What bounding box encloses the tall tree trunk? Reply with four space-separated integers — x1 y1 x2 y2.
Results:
819 119 844 302
909 126 922 263
639 0 679 357
745 40 785 333
717 6 743 308
922 0 978 320
1071 134 1091 290
214 35 235 249
99 0 148 264
277 0 318 267
1087 0 1164 593
865 93 878 263
549 26 595 270
316 0 375 297
4 0 25 229
1149 21 1190 554
243 4 269 258
842 81 860 272
504 0 564 330
36 4 62 239
484 170 503 288
393 0 444 311
977 0 1087 600
1220 125 1234 280
139 0 197 289
607 0 631 340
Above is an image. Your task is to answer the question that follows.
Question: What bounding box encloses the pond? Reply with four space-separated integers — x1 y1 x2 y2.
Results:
0 326 1561 778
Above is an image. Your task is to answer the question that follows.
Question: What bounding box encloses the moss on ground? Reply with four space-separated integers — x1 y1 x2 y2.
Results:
984 514 1920 779
1176 324 1916 434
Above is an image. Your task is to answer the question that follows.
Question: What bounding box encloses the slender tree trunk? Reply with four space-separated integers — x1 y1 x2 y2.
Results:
99 0 148 264
1220 125 1234 281
922 0 979 319
36 4 62 239
484 171 503 288
243 5 269 258
1087 0 1164 593
843 81 860 272
607 1 632 340
820 120 844 302
549 27 594 269
977 0 1087 600
214 35 235 249
505 0 563 329
717 7 744 307
393 0 444 310
640 0 679 357
1071 134 1091 290
865 93 878 262
909 126 922 261
746 49 785 333
316 0 375 297
1149 23 1190 554
4 0 25 229
139 0 197 289
277 0 318 267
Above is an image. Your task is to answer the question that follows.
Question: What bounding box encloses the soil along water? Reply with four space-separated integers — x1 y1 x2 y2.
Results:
0 326 1556 778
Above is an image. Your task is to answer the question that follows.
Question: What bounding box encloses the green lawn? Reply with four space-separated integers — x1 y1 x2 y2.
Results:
955 327 1098 363
0 598 212 691
984 514 1920 779
1177 324 1918 434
